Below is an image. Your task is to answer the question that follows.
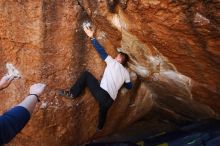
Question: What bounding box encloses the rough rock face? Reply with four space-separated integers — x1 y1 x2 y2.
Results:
0 0 219 145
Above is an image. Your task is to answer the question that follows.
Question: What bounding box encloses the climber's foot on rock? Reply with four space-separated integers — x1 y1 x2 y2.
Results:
58 89 74 99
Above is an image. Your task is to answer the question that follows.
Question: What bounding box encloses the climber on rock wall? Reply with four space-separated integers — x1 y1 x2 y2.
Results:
59 25 133 130
0 74 46 145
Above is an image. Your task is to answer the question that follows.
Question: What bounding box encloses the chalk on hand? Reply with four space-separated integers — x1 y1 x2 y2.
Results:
6 63 21 79
82 21 92 29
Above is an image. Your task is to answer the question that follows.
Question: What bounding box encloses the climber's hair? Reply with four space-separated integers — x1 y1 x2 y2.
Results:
119 52 129 67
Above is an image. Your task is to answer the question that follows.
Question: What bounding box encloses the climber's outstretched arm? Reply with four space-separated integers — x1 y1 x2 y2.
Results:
83 25 108 60
0 83 46 145
91 38 108 60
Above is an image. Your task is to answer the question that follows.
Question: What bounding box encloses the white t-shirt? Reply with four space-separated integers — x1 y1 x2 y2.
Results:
100 56 131 100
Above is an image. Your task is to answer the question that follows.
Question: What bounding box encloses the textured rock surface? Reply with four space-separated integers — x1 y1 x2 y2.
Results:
0 0 219 145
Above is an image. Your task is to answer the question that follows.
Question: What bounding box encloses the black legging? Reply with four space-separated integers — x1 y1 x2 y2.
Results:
70 71 113 129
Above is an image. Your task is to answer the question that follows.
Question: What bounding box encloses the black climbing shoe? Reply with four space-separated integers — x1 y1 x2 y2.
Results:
58 89 74 99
